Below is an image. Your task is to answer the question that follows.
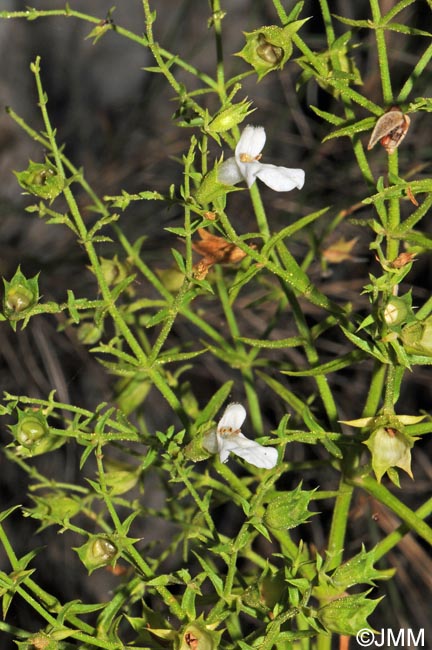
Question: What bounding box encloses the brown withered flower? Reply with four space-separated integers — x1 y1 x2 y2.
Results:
192 228 254 279
390 252 417 269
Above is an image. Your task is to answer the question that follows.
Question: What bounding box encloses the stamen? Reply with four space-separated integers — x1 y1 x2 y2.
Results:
239 153 262 163
219 426 240 437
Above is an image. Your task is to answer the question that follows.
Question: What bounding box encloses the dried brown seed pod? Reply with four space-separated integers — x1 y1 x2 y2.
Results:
367 107 411 154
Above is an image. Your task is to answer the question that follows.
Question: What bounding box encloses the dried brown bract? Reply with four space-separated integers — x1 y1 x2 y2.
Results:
322 237 359 264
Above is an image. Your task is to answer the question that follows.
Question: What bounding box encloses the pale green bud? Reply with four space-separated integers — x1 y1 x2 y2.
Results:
207 101 254 134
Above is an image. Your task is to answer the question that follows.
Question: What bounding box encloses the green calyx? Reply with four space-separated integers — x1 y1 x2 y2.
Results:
207 100 255 135
3 267 39 322
177 622 221 650
236 22 307 80
9 409 49 451
401 316 432 356
74 535 118 573
14 160 64 200
382 295 412 327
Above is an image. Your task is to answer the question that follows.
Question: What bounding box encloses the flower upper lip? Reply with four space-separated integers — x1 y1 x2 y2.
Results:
218 125 305 192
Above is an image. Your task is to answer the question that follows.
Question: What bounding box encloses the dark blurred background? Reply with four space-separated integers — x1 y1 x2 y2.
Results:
0 1 431 648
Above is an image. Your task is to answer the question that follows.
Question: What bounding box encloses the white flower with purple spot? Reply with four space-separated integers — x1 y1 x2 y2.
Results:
203 402 278 469
218 125 305 192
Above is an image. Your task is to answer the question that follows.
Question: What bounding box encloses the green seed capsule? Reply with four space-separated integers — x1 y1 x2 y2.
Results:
256 34 283 64
5 285 35 313
91 538 117 562
16 416 47 447
30 167 55 186
383 297 409 326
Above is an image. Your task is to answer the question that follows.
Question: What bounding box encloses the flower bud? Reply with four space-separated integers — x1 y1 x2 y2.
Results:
242 571 285 610
77 322 103 345
104 458 140 495
207 101 254 134
100 256 127 287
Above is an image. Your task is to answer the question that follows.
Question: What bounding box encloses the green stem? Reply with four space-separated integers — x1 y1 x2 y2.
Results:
250 177 337 432
374 496 432 560
32 58 188 424
319 0 335 48
271 0 288 23
219 212 343 315
142 0 206 118
416 294 432 321
215 269 263 434
398 41 432 102
249 182 270 240
213 461 252 500
32 57 146 365
369 0 393 104
353 475 432 546
183 137 197 276
386 153 401 260
96 449 185 621
0 523 18 569
324 479 354 571
14 584 114 649
0 5 217 93
362 361 386 418
211 0 226 101
291 31 382 115
0 522 89 632
148 281 191 364
174 461 215 530
383 364 398 412
283 285 338 428
113 225 172 301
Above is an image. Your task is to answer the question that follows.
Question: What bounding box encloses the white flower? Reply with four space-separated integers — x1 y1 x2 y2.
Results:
218 125 305 192
202 402 278 469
